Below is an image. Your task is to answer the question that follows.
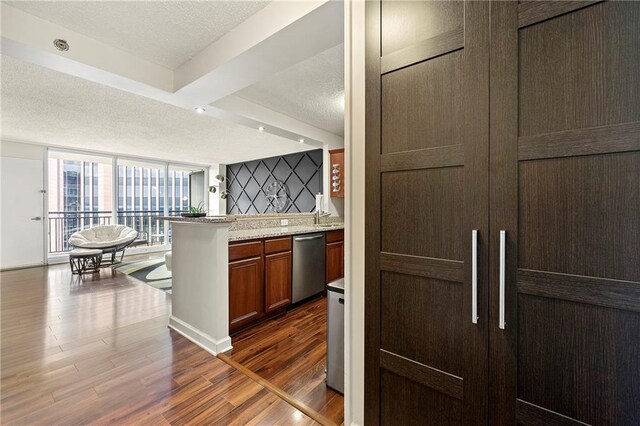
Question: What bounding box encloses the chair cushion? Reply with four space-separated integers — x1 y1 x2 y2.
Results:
69 248 103 256
69 225 138 249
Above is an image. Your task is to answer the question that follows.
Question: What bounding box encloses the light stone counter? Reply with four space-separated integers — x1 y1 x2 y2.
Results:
229 223 344 242
158 215 234 224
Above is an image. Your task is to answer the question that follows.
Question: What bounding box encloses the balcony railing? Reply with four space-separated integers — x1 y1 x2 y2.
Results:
48 210 185 254
48 211 112 253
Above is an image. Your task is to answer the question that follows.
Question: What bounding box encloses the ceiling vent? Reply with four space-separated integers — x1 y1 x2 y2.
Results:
53 39 69 52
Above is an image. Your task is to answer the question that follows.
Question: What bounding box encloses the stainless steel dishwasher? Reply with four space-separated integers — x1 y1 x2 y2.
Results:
292 232 325 303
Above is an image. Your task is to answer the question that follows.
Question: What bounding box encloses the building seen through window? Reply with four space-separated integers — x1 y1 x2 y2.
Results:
48 150 200 253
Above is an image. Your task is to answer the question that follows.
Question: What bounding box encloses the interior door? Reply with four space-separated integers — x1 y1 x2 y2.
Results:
0 156 45 269
365 1 490 424
490 1 640 424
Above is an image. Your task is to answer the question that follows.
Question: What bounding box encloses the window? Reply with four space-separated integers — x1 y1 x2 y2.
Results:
168 166 194 215
48 151 113 253
117 159 166 246
47 150 207 255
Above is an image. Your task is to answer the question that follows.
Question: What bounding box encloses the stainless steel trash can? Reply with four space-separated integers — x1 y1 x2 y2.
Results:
326 278 344 394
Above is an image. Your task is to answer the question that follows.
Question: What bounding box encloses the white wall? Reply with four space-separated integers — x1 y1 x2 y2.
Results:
208 164 226 215
0 140 46 160
344 1 365 424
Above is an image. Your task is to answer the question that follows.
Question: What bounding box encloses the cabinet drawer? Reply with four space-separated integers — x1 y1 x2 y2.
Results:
229 240 263 262
264 236 292 255
326 229 344 243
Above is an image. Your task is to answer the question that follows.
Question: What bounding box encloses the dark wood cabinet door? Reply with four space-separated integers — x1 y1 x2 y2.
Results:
326 241 344 284
229 256 264 332
365 1 490 424
490 2 640 424
264 251 292 313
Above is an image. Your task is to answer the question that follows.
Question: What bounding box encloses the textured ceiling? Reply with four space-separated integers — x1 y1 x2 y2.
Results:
0 55 314 165
234 43 344 136
4 1 270 69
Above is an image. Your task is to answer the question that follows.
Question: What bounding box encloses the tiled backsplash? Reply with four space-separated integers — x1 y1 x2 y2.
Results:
225 149 323 214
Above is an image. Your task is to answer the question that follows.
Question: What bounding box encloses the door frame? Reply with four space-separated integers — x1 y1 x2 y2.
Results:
362 0 381 422
343 0 367 423
42 147 49 266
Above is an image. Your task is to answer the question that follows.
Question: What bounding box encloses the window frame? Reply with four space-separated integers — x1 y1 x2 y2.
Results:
46 147 209 261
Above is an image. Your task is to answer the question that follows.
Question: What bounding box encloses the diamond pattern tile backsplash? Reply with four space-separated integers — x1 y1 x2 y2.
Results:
225 149 323 214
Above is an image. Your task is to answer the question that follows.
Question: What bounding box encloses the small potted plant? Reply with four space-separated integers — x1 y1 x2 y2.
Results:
180 202 206 218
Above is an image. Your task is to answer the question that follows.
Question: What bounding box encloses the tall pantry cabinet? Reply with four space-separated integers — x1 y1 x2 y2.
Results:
365 1 640 424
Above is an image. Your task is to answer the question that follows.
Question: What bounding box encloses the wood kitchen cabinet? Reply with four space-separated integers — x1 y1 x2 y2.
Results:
264 237 292 313
229 230 342 334
325 230 344 284
228 241 264 333
228 256 264 333
228 236 293 334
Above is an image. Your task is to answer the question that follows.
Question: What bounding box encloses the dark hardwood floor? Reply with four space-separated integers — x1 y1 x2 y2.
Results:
227 298 344 425
0 261 320 425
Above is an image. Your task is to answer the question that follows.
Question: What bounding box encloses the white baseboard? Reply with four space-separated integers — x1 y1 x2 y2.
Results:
0 262 46 271
168 315 232 356
47 245 171 265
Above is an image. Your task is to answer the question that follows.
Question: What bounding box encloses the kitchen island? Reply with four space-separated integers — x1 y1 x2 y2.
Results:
162 214 344 345
159 215 235 355
228 224 344 334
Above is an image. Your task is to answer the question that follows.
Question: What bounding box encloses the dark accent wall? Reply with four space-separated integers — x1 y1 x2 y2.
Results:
225 149 323 214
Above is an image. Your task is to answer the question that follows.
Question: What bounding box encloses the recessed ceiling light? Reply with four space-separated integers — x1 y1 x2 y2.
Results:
258 126 265 132
53 39 69 52
299 138 305 143
194 107 205 113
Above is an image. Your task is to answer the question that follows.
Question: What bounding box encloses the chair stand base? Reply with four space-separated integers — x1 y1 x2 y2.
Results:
70 254 102 275
98 249 126 268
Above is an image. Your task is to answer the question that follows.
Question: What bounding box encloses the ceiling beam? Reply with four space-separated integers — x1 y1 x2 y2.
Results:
1 4 173 92
210 95 343 149
174 0 344 106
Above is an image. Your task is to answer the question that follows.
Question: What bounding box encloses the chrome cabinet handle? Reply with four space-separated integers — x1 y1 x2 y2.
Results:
30 217 42 221
499 230 506 330
471 230 479 324
294 235 323 241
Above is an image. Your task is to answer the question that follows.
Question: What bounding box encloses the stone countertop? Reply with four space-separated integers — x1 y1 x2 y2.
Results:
228 223 344 242
158 216 235 224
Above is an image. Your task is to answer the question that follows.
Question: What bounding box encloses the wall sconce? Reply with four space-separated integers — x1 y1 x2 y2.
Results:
209 174 226 194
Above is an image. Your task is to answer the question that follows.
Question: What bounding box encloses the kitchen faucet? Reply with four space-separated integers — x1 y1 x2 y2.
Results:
314 210 331 225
